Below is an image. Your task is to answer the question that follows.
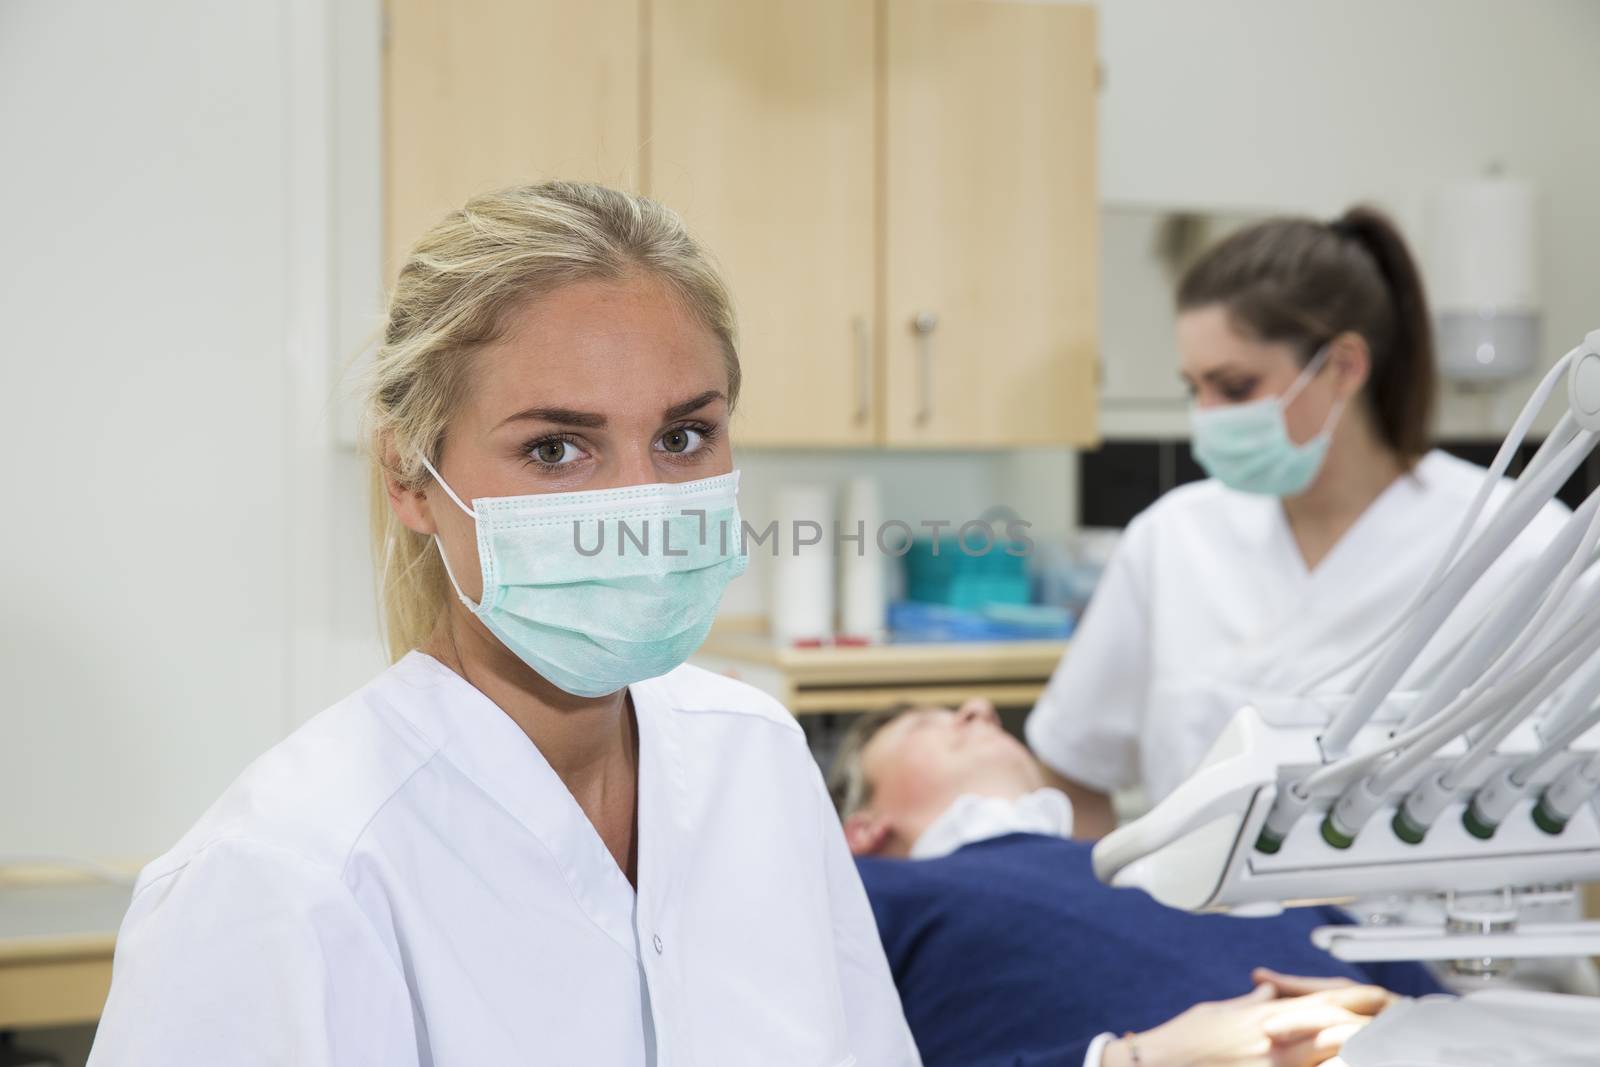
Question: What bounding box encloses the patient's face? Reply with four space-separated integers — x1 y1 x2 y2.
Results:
860 699 1044 833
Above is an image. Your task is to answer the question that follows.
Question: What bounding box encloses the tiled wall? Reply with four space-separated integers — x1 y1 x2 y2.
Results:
1078 441 1207 528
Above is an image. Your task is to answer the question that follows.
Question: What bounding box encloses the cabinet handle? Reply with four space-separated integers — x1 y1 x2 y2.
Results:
912 311 938 426
853 316 872 424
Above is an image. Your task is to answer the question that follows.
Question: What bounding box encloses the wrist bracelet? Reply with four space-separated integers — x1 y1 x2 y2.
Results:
1121 1031 1144 1067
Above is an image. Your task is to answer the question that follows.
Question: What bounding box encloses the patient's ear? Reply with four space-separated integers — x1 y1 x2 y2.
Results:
843 811 891 856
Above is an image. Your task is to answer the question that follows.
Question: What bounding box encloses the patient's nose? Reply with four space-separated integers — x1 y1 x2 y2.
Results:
956 698 999 728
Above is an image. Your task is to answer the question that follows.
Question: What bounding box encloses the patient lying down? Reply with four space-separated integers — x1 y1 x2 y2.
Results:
828 699 1444 1067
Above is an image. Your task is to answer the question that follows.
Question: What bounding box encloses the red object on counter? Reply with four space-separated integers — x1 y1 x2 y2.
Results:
788 634 877 649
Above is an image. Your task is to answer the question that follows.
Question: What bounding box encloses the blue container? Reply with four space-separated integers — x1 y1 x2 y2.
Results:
902 536 1030 610
888 601 1074 643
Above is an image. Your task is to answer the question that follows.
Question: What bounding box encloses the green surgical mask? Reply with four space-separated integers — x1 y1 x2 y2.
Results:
420 457 747 697
1190 346 1343 497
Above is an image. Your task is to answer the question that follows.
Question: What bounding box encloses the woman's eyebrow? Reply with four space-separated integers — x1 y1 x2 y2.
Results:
662 390 725 421
497 406 607 429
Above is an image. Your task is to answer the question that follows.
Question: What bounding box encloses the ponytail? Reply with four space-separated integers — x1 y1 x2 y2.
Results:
1177 204 1438 460
1328 207 1436 458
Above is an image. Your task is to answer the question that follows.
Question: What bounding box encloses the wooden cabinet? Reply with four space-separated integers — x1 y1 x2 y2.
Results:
383 0 641 277
648 0 877 447
882 0 1098 447
383 0 1097 448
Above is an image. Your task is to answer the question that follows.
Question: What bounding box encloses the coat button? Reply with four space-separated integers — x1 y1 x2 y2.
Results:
653 934 664 955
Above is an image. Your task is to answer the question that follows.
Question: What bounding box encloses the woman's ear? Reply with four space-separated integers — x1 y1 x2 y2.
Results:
382 437 438 537
843 811 892 857
1328 331 1372 400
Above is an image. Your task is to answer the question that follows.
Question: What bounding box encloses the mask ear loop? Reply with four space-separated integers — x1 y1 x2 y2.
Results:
418 454 477 519
417 453 483 612
1279 342 1334 407
1280 343 1347 440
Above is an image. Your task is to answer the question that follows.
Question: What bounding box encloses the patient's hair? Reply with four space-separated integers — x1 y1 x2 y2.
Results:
827 704 918 818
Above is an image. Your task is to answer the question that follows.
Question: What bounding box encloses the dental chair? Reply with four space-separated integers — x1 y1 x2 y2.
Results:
1094 331 1600 1067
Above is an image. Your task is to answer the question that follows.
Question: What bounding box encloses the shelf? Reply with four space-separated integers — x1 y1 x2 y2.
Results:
0 875 127 1029
692 623 1066 716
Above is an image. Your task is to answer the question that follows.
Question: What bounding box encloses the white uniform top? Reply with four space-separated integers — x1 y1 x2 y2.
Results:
1027 451 1571 803
89 653 919 1067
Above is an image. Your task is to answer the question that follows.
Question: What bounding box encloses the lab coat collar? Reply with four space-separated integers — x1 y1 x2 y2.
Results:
388 651 688 962
630 670 691 943
1217 453 1437 585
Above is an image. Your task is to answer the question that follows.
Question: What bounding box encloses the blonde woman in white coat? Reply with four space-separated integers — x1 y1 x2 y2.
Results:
90 182 919 1066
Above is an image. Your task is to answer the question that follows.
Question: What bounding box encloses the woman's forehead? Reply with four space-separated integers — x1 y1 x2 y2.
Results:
1179 315 1300 379
465 279 728 423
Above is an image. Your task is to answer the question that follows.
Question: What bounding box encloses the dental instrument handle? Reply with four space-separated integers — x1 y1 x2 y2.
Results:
1297 351 1580 696
1319 428 1596 757
1393 486 1599 738
1370 603 1600 795
1533 752 1600 834
1517 706 1600 787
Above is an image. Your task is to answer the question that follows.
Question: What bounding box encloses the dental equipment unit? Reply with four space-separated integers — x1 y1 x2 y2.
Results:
1094 332 1600 1063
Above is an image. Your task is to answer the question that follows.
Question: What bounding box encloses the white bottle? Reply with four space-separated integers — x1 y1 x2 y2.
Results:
771 484 835 645
837 477 887 643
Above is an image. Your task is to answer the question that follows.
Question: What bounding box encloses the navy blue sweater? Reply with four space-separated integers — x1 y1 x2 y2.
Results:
856 833 1442 1067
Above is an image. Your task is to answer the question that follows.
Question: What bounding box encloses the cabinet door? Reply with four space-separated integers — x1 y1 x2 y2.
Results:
384 0 641 279
649 0 877 447
882 0 1098 447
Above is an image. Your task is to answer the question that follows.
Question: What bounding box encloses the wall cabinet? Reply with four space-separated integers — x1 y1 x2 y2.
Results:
385 0 1098 449
882 0 1097 447
384 0 641 280
649 0 878 447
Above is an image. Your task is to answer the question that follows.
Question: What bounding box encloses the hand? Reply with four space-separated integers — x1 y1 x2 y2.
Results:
1250 968 1396 1006
1251 969 1355 996
1255 984 1391 1063
1102 981 1384 1067
1250 968 1400 1028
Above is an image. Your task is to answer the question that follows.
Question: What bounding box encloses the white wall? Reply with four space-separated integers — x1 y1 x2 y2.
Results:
0 0 386 861
1094 0 1600 436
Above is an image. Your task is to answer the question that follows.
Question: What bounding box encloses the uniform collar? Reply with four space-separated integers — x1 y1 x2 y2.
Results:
909 787 1075 860
387 651 689 960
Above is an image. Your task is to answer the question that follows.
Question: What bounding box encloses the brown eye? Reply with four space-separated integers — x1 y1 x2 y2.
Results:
534 440 573 465
655 426 709 457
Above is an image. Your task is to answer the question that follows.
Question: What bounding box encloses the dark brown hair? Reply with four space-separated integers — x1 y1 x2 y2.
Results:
1177 205 1437 459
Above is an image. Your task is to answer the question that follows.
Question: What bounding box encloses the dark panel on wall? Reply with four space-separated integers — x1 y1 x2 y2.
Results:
1079 440 1206 528
1080 437 1600 531
1437 438 1598 512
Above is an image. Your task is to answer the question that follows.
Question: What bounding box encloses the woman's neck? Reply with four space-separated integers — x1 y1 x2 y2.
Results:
420 614 639 879
1282 411 1410 570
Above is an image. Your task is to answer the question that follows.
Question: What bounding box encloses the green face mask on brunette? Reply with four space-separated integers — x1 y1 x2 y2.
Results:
1190 345 1344 497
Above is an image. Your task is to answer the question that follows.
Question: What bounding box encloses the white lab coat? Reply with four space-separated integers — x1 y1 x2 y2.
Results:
89 653 919 1067
1027 451 1571 803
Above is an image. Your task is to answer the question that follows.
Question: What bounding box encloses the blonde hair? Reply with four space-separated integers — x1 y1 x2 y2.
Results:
363 180 741 660
827 704 918 818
